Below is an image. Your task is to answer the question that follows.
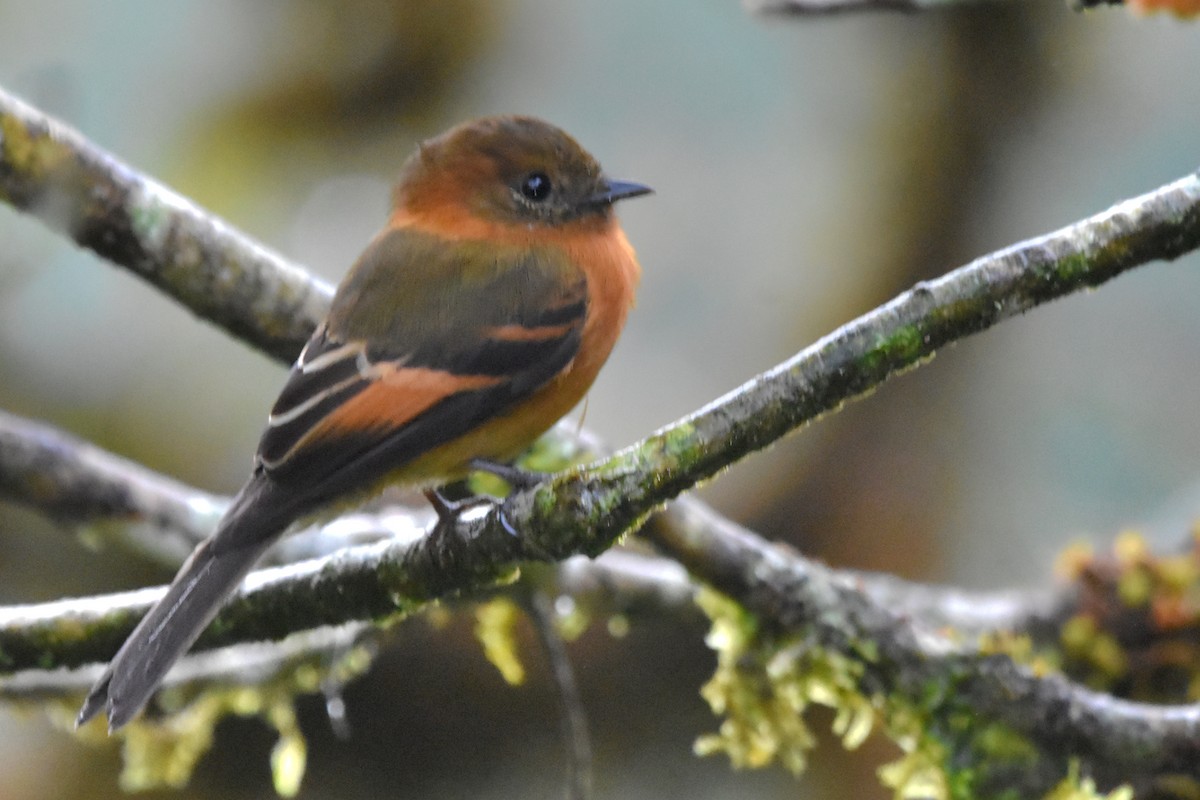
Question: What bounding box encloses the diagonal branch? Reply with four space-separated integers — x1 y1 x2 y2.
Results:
0 418 1069 676
4 83 1200 793
0 401 1069 657
6 80 1196 528
647 499 1200 791
506 168 1200 563
0 86 330 364
0 163 1195 675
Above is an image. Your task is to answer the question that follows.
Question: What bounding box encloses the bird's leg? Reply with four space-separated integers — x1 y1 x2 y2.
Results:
467 460 552 541
423 461 550 543
468 458 551 490
423 487 521 538
423 488 474 522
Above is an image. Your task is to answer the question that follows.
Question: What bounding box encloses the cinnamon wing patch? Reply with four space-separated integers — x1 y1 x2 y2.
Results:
258 372 513 507
253 240 589 504
257 331 373 469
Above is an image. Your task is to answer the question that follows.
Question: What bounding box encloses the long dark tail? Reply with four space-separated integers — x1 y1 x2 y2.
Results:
77 474 294 731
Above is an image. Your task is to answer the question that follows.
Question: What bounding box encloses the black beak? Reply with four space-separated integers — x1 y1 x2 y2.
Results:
590 179 653 206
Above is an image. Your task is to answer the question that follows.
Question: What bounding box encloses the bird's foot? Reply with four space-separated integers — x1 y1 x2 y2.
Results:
468 458 551 491
423 488 521 538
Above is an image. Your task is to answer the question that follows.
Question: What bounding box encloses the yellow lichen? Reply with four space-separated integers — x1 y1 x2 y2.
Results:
1061 615 1097 653
118 686 304 793
1 113 68 183
1112 530 1148 565
693 587 1082 798
693 588 877 777
606 614 631 639
1060 615 1127 685
1116 567 1153 608
473 597 526 686
1156 553 1197 593
878 741 949 800
978 631 1059 678
550 594 591 642
267 703 306 798
693 589 816 774
1042 761 1133 800
1055 541 1095 581
65 640 374 796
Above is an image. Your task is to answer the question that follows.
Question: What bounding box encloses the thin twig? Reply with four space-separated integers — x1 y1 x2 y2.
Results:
525 590 593 800
0 409 225 564
0 623 371 702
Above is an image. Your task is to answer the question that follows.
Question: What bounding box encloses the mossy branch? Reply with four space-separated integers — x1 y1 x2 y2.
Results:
3 84 1200 796
1 80 1198 673
0 412 1071 676
648 500 1200 795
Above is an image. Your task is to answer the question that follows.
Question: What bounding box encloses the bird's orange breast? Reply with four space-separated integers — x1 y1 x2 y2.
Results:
383 205 641 481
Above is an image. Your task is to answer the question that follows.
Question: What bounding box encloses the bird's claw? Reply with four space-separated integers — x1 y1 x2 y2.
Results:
424 488 522 538
468 458 551 491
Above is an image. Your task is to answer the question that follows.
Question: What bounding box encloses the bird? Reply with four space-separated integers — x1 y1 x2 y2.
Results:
77 115 651 731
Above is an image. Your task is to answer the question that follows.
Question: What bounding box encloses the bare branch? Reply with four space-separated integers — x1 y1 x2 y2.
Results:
746 0 997 15
0 86 330 363
0 409 224 564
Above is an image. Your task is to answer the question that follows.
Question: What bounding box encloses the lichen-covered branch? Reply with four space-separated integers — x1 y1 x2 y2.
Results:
0 400 1073 647
0 153 1196 678
647 497 1200 796
0 86 330 364
559 169 1200 545
653 497 1078 642
0 396 1067 642
4 84 1200 795
0 474 1068 678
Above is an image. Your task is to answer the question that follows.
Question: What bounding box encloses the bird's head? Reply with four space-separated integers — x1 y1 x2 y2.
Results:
394 116 651 230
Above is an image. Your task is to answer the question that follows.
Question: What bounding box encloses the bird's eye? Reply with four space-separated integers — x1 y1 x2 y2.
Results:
520 172 552 202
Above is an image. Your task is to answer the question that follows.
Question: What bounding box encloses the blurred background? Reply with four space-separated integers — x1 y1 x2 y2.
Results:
1 2 1199 798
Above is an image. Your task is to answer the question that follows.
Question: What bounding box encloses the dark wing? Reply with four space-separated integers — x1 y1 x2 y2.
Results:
77 229 588 731
254 228 587 508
